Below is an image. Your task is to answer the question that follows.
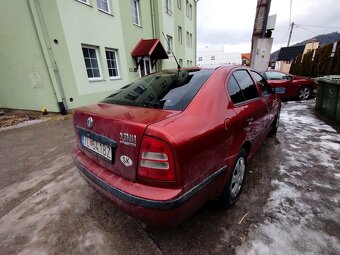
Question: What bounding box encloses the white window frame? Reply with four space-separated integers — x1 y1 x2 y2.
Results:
186 1 192 19
178 26 182 44
131 0 141 26
77 0 90 5
82 46 103 81
177 0 181 9
165 0 173 16
105 48 120 80
97 0 110 14
166 35 173 54
189 33 193 48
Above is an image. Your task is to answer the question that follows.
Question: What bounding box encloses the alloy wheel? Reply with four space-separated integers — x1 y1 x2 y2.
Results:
299 87 311 100
231 157 246 198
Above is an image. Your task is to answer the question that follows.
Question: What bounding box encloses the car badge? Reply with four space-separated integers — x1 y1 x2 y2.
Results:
87 117 93 129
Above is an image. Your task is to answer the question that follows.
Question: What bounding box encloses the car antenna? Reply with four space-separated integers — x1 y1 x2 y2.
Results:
162 32 181 70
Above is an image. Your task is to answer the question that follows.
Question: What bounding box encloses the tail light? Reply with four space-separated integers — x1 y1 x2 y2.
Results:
138 136 175 181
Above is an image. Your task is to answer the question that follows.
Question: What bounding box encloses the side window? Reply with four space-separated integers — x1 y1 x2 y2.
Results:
227 75 245 104
233 70 260 101
265 71 286 80
250 71 273 96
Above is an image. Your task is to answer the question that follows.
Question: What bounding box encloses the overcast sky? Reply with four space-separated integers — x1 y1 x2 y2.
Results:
197 0 340 53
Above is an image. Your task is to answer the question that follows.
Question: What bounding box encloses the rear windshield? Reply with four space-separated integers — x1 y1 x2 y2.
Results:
101 69 214 111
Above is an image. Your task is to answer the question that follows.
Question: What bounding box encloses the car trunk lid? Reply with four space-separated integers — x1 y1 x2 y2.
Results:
73 103 180 181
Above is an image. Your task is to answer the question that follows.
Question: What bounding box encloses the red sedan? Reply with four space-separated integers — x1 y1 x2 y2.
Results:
72 66 282 226
261 70 317 100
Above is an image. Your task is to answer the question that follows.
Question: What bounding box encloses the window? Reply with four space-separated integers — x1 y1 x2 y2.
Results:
198 57 202 61
101 69 214 111
82 46 102 80
189 33 192 48
227 75 244 104
233 70 260 101
138 57 153 77
97 0 110 13
166 35 173 54
179 59 183 66
177 0 181 9
265 71 288 80
77 0 89 4
211 56 215 60
190 60 193 66
186 0 192 19
187 60 190 66
186 32 190 47
178 26 182 44
105 49 119 79
131 0 140 25
250 71 272 96
165 0 172 15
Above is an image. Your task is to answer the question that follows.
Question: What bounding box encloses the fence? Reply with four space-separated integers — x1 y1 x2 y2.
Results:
290 41 340 77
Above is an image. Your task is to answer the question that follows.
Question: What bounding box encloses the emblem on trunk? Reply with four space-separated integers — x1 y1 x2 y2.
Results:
120 155 133 167
119 132 137 147
87 117 93 129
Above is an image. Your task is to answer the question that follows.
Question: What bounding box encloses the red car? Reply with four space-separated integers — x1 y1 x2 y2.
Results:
261 70 317 100
72 66 282 227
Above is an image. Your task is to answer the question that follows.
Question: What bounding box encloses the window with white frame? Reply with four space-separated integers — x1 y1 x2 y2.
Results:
178 26 182 43
189 33 192 48
186 31 189 47
166 35 173 54
186 1 192 19
177 0 181 9
77 0 89 4
179 59 183 66
105 49 119 79
131 0 140 25
187 60 190 66
97 0 110 13
82 46 102 80
165 0 172 15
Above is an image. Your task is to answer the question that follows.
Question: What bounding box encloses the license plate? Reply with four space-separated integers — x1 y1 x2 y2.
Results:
82 135 112 161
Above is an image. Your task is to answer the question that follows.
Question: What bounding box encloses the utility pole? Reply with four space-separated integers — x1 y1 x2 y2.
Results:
250 0 274 71
287 22 295 47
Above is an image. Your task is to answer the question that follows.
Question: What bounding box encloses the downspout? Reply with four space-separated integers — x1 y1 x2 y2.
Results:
150 0 155 38
28 0 68 114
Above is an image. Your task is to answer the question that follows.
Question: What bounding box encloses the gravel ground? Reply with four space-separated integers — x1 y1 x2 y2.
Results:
0 100 339 255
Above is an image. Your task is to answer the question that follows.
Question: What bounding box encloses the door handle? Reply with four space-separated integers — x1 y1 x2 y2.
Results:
246 117 254 124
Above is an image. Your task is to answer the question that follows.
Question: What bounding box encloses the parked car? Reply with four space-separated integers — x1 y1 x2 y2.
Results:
261 70 317 100
72 66 283 227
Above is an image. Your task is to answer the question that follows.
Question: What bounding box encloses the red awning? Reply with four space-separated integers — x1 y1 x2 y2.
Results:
131 39 169 59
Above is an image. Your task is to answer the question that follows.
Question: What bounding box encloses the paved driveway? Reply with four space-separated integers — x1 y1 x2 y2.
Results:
0 100 339 255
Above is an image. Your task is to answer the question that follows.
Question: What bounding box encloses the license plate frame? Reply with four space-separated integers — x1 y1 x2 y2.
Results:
82 135 112 161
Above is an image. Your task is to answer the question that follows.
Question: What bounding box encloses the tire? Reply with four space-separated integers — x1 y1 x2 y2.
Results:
220 149 247 207
298 86 311 100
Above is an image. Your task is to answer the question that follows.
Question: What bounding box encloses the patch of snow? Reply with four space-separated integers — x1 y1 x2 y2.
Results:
0 119 47 132
236 100 340 255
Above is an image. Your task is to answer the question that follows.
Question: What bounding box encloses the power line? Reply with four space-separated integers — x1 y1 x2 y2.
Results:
297 24 340 30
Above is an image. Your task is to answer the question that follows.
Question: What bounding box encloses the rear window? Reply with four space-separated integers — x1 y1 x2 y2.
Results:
101 69 214 111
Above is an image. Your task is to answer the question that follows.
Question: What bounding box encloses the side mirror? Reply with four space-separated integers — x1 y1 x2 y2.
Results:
274 87 286 94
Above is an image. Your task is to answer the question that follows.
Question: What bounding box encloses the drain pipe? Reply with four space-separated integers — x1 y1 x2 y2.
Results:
150 0 156 38
28 0 68 114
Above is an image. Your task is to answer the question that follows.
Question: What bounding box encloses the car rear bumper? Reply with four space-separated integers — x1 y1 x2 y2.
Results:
72 146 227 226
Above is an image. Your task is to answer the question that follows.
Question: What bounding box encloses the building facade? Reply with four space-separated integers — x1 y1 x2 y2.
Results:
197 45 242 68
0 0 197 113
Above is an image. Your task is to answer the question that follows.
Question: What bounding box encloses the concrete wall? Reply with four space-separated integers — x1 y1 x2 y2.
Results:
0 0 60 112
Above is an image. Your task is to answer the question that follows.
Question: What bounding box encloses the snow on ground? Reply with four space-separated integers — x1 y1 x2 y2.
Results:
236 100 340 255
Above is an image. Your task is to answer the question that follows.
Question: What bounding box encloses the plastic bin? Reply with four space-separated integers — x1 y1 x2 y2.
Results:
315 76 340 123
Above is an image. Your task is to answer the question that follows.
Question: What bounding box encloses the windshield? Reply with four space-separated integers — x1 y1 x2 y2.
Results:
101 69 214 111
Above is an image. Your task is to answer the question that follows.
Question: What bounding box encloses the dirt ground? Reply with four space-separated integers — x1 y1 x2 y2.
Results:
0 100 339 255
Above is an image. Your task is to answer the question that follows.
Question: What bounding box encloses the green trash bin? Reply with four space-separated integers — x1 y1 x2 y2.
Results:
316 76 340 123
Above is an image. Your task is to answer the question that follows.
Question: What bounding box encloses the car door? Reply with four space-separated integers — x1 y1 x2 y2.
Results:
250 70 277 127
226 69 267 148
265 71 295 98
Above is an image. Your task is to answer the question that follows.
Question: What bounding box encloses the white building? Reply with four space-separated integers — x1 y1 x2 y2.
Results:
197 45 242 68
